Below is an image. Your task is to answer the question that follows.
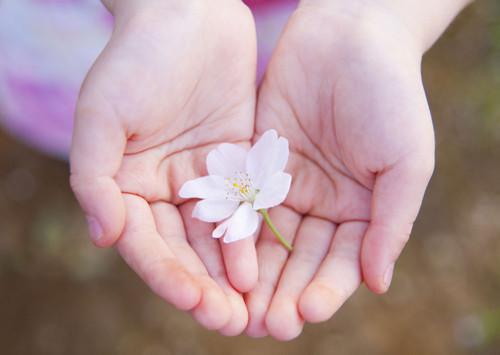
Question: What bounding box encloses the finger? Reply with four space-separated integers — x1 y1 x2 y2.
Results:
217 286 248 336
220 236 258 293
362 157 434 293
116 194 201 311
265 217 334 341
152 202 247 335
70 93 126 247
245 206 301 338
178 202 247 335
299 221 366 323
151 202 210 274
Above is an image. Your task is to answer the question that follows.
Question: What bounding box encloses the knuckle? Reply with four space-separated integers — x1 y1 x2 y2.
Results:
395 229 411 250
409 151 435 180
418 155 435 178
142 257 177 293
371 221 413 251
69 173 82 192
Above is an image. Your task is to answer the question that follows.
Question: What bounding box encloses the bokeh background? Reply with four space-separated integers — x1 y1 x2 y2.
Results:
1 1 499 354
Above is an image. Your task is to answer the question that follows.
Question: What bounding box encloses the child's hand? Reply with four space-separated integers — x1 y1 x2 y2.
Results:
70 0 257 335
246 1 441 340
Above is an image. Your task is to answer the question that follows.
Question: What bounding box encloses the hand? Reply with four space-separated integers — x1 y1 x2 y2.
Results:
246 3 435 340
70 0 258 335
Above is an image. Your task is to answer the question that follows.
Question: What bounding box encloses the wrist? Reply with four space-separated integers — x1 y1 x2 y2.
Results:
102 0 203 27
299 0 472 53
297 0 426 63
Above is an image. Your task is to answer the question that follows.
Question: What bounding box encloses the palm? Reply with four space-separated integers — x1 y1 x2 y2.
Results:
246 7 434 339
71 2 257 335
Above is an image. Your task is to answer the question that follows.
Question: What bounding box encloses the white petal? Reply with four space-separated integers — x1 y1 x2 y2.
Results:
212 220 230 239
246 130 289 188
192 199 239 222
179 176 226 200
206 143 247 177
223 202 259 243
253 172 292 210
274 137 289 172
246 130 277 182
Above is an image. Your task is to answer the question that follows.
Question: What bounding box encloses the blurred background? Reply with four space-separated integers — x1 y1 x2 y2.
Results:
1 0 499 354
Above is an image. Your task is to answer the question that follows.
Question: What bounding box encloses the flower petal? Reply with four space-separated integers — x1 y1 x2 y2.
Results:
223 202 259 243
246 130 277 183
212 220 230 239
253 172 292 210
192 199 239 223
179 176 226 200
272 137 289 174
246 130 289 188
206 143 247 177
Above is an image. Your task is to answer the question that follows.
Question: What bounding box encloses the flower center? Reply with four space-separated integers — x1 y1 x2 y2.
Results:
225 172 257 202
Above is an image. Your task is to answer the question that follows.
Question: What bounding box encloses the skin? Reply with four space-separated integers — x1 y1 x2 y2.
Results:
70 0 258 335
245 0 471 340
246 3 434 340
70 0 472 340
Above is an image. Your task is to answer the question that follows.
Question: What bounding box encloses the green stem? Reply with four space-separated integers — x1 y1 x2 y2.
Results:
259 209 293 252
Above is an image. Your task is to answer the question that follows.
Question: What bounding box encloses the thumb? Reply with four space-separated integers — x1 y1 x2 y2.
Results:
70 99 127 248
361 155 434 293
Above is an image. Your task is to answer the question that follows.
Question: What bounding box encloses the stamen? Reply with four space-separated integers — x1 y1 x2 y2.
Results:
224 171 257 202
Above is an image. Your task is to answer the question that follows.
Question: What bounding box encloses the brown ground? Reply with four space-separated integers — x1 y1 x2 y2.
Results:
1 1 500 354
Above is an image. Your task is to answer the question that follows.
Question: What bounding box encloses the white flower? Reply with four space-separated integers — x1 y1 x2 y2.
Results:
179 130 292 245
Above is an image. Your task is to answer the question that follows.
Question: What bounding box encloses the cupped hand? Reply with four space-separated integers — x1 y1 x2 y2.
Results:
246 3 435 340
70 0 258 335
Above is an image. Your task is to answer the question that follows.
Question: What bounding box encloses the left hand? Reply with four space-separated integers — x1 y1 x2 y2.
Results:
246 2 435 340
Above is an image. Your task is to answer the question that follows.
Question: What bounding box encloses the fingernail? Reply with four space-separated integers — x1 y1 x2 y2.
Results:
383 263 395 290
86 216 103 242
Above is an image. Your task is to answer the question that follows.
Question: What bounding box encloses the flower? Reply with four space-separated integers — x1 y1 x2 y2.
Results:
179 130 292 248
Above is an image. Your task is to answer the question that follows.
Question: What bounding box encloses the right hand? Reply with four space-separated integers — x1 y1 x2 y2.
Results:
70 0 258 335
